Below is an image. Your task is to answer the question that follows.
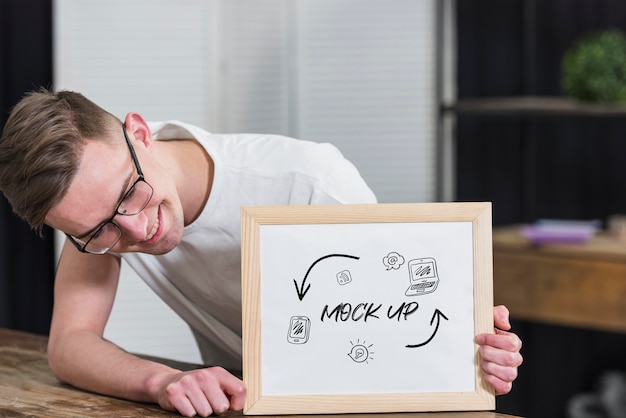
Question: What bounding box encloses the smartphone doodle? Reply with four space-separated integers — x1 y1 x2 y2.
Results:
287 315 311 344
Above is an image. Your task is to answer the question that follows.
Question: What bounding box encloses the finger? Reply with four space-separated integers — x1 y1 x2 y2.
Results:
221 379 247 411
186 386 215 417
476 329 522 352
163 385 200 418
482 368 514 396
493 305 511 331
479 342 523 370
481 357 518 396
481 357 519 384
209 368 247 413
202 384 231 415
193 367 246 414
167 374 214 417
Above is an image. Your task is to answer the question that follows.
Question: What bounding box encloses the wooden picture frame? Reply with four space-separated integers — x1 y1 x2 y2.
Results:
241 202 494 415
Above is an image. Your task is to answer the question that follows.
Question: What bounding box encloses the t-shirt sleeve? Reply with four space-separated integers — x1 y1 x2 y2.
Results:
308 144 378 205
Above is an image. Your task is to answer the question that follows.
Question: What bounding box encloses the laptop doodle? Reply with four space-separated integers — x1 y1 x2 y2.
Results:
405 257 439 296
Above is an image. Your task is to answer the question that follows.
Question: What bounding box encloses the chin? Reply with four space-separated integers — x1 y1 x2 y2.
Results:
153 231 184 255
142 214 184 254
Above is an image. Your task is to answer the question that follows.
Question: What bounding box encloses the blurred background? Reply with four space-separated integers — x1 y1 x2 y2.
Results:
3 1 626 416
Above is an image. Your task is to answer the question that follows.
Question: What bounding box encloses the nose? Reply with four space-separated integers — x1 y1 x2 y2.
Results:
113 212 149 242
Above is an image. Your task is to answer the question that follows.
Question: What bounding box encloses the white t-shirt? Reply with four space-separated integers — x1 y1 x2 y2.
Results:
121 121 377 370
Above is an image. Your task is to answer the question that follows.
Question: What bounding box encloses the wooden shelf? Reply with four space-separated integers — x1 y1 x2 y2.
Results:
442 96 626 117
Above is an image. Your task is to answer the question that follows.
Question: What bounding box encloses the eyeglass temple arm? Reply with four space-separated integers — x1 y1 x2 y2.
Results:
122 123 145 178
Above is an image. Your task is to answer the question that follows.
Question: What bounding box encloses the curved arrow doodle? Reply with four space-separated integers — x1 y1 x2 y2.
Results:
405 309 449 348
293 254 360 301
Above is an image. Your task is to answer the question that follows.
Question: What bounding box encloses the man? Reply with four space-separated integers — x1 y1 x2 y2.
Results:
0 89 522 417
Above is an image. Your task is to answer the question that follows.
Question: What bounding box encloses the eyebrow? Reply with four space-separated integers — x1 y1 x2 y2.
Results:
73 169 136 240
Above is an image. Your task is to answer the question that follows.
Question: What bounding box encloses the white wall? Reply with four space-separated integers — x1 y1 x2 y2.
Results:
53 0 440 363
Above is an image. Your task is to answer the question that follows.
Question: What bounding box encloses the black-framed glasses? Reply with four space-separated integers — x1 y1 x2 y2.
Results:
66 124 154 254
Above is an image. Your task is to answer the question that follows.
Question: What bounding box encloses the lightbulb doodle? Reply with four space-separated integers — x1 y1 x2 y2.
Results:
348 339 375 364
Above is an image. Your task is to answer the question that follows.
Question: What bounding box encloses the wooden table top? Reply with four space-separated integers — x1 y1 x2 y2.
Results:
493 225 626 333
0 328 520 417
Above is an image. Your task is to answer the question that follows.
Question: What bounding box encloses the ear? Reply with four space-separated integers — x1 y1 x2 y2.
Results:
123 112 152 149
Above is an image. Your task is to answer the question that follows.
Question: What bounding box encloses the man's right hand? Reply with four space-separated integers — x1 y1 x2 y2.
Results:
153 366 246 417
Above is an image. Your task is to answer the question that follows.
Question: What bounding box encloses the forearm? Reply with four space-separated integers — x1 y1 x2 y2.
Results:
48 329 178 403
48 248 246 415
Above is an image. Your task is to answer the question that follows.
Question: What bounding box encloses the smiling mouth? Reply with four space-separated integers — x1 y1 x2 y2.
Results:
145 219 159 241
142 211 161 243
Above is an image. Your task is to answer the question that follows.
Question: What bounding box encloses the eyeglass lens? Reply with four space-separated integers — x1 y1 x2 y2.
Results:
117 180 153 216
80 179 153 253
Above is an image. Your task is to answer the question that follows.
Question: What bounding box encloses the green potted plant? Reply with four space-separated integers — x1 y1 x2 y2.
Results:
561 29 626 103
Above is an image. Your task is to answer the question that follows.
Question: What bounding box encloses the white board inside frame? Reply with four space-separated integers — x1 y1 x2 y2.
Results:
241 202 495 415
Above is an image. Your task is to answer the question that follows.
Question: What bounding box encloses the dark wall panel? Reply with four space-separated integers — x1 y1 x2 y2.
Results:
0 0 55 335
457 2 626 417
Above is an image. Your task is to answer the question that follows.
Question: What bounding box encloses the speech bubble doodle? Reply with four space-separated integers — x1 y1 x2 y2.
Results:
383 252 405 270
